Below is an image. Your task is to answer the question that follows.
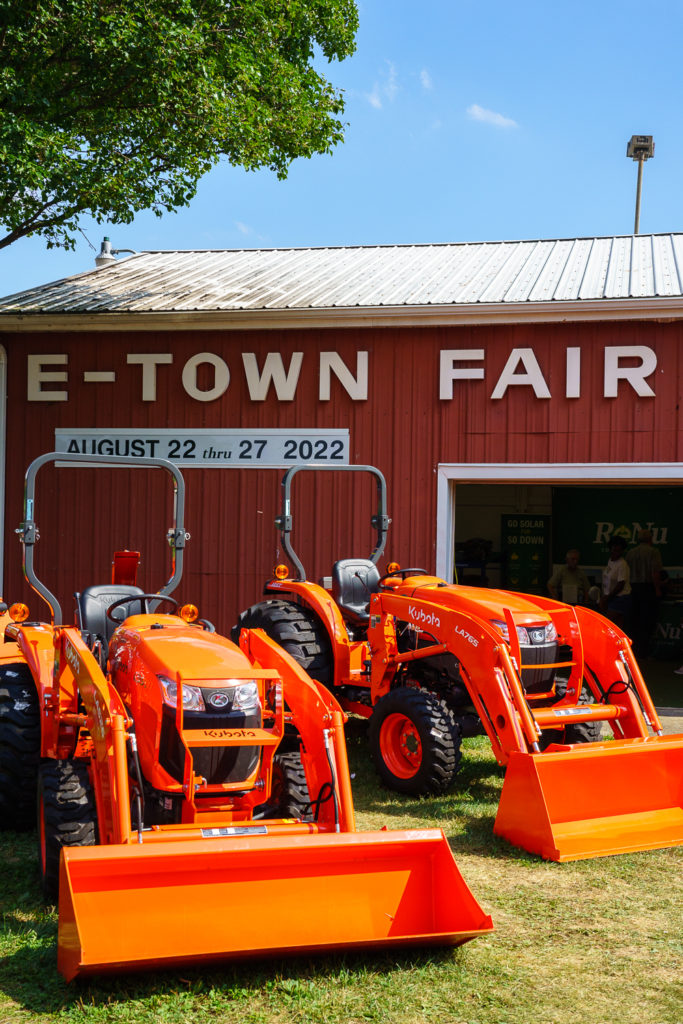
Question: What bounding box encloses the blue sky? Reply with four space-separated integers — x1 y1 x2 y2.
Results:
2 0 682 297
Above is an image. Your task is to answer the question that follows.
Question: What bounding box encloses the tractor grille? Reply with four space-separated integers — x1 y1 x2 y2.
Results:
159 706 261 785
521 640 559 692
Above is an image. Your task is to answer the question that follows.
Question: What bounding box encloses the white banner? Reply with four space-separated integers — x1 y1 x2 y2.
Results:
55 428 349 467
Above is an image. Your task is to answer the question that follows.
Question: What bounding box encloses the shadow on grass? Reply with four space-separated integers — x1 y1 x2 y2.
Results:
1 822 479 1014
344 724 543 863
0 923 466 1014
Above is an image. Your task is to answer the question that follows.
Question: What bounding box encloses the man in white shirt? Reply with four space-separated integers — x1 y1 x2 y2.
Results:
600 537 632 630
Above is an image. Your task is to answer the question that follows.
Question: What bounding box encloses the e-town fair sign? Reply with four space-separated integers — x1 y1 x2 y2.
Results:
26 345 658 403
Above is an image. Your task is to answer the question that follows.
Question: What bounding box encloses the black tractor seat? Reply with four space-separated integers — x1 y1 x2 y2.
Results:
331 559 381 626
74 584 147 651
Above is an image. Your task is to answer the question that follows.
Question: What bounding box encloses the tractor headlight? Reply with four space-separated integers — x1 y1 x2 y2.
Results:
491 620 557 645
491 619 530 643
158 675 206 711
227 680 260 711
198 679 261 712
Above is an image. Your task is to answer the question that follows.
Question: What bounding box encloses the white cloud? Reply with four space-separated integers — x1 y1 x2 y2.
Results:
420 69 433 91
384 61 398 101
366 60 398 109
467 103 518 129
366 86 383 109
235 221 251 235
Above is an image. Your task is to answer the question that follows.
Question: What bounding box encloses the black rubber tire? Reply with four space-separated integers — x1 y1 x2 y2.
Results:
368 687 462 796
271 751 312 819
0 664 41 831
38 760 97 904
234 600 333 685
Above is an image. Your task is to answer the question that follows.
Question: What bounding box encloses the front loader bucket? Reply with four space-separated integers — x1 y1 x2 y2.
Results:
494 734 683 861
57 829 492 980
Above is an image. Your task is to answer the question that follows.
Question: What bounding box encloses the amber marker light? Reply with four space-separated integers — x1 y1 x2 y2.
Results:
180 603 199 623
386 562 401 574
274 564 290 580
9 603 30 622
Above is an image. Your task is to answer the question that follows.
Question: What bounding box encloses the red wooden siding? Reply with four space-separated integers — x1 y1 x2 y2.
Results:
2 318 683 632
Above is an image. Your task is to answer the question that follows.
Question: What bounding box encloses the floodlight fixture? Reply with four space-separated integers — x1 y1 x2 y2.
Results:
627 135 655 161
626 135 655 234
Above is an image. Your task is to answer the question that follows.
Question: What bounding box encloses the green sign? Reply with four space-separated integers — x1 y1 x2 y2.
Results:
551 486 681 569
501 515 550 594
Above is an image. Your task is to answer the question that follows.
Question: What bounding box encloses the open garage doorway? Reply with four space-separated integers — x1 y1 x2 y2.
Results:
436 463 683 665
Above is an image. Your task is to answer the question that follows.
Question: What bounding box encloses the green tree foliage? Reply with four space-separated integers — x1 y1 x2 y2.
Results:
0 0 358 250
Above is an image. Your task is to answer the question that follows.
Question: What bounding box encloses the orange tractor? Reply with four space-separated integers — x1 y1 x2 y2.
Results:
236 465 683 863
0 453 492 980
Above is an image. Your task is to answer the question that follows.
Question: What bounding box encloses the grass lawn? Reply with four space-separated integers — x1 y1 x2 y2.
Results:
1 725 681 1024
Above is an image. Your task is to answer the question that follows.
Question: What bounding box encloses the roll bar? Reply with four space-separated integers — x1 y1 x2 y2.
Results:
17 452 188 624
275 465 390 581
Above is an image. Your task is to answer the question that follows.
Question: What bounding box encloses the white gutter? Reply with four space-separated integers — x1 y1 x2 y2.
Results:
1 296 683 332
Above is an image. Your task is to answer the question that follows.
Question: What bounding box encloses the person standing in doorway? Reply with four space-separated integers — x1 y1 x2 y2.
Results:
626 529 663 659
547 548 591 605
600 537 632 630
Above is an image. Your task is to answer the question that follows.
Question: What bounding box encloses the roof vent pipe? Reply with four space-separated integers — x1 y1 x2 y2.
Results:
95 237 117 268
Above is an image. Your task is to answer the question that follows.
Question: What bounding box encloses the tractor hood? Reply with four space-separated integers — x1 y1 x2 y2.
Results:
110 616 255 682
395 579 555 629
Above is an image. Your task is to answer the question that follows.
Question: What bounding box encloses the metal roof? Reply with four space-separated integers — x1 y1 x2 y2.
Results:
3 233 683 327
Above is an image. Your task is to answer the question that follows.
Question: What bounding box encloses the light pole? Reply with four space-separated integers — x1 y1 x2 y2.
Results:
626 135 655 234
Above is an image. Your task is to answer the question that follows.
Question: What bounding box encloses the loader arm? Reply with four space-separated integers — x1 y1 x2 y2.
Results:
239 626 355 832
56 627 133 845
367 589 542 763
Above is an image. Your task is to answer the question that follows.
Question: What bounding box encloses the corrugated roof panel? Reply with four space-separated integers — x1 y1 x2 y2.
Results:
319 245 409 307
577 238 612 300
651 234 681 296
239 248 323 308
284 246 387 307
477 242 531 303
629 235 655 298
604 236 633 298
527 239 576 302
408 245 478 304
499 241 556 302
442 243 512 304
394 245 463 304
375 245 462 306
3 234 683 315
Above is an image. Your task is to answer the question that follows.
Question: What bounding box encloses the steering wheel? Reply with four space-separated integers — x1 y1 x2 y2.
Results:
379 568 429 584
106 594 179 623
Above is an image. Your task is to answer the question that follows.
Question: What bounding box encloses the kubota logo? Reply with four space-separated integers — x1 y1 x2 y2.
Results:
408 605 441 629
202 728 257 739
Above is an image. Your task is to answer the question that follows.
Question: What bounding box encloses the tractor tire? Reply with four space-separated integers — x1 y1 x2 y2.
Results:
271 751 312 820
0 664 41 831
368 687 462 796
38 760 97 904
234 600 333 685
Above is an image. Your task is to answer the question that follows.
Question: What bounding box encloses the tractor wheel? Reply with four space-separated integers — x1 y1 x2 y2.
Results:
37 760 97 904
368 687 461 796
234 600 333 685
271 751 312 820
0 664 40 831
540 679 603 748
